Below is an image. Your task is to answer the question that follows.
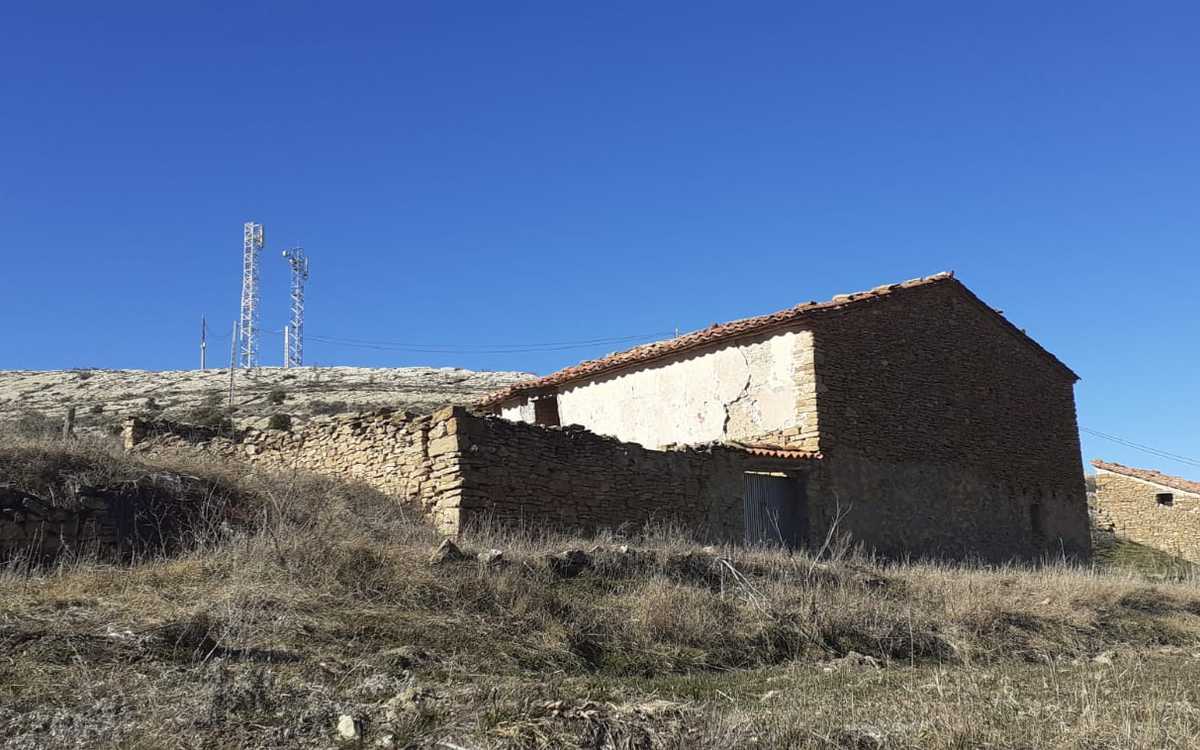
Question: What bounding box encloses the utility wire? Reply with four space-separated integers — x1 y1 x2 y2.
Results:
1080 427 1200 470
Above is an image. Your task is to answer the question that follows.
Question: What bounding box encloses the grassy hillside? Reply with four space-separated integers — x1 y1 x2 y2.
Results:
2 436 1200 749
0 366 532 434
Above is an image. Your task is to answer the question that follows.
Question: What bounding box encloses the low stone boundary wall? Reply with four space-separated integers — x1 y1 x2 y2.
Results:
125 409 464 530
1 474 233 561
0 487 114 559
124 407 780 539
454 416 748 539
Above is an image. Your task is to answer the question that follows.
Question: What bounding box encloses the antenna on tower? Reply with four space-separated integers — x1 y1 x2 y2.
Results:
282 246 309 368
238 222 264 369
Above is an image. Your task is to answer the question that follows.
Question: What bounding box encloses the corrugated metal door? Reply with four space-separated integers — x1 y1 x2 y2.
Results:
744 474 805 549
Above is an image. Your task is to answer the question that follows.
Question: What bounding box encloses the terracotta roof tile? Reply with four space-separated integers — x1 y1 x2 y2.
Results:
1092 460 1200 495
479 272 1077 407
729 444 823 460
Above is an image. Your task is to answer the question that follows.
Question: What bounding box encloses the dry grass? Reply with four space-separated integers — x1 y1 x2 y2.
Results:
2 436 1200 748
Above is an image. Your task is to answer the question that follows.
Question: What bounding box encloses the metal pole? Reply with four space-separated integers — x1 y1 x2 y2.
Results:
200 316 207 370
283 326 290 369
228 320 238 406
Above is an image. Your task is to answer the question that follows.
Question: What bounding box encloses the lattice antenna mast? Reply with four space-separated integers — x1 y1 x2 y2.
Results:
282 247 309 368
238 222 264 368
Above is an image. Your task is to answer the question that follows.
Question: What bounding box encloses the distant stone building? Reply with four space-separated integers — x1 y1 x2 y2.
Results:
482 272 1091 562
1092 460 1200 563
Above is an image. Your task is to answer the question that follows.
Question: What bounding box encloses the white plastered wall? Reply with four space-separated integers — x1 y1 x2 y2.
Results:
500 399 536 423
545 329 809 448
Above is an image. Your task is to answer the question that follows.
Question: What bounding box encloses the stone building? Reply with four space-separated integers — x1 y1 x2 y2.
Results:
481 272 1091 562
1092 460 1200 563
124 272 1091 563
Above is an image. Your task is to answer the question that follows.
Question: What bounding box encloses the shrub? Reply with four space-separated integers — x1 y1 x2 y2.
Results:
267 388 287 406
187 404 235 434
309 400 348 416
89 404 105 415
6 410 59 438
267 413 293 431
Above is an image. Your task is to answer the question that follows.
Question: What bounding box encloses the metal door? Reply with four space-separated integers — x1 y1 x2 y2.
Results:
743 473 805 549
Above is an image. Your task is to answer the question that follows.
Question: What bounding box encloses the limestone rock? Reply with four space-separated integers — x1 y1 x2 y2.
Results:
821 651 883 672
382 686 432 723
545 549 592 578
429 538 468 564
477 549 505 566
336 714 363 740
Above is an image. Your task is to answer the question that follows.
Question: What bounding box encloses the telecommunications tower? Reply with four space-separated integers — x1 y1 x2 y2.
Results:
282 247 309 368
238 222 264 368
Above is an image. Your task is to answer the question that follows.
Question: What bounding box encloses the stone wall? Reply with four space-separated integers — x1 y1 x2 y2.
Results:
1 475 234 561
803 281 1091 561
1093 470 1200 563
125 409 466 531
1 487 115 559
125 408 785 540
453 415 760 539
802 455 1086 562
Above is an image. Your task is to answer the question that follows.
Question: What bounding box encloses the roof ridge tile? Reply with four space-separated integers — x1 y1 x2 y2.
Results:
1091 460 1200 495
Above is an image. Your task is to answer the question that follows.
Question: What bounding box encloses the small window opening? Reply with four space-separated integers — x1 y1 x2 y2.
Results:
533 395 560 427
1029 502 1043 538
1156 493 1175 507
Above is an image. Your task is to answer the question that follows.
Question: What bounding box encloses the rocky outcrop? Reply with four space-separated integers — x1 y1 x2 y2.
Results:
0 366 533 433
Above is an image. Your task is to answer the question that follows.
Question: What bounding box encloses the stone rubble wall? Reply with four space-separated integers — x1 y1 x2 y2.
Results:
0 475 232 561
125 409 466 532
124 408 769 540
454 415 753 540
1093 471 1200 563
0 487 116 559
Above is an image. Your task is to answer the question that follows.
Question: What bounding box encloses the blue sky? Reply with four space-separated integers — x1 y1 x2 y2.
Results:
1 2 1197 475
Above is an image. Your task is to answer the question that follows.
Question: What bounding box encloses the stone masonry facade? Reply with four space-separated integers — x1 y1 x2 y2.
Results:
124 408 798 539
1092 461 1200 564
801 279 1090 561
